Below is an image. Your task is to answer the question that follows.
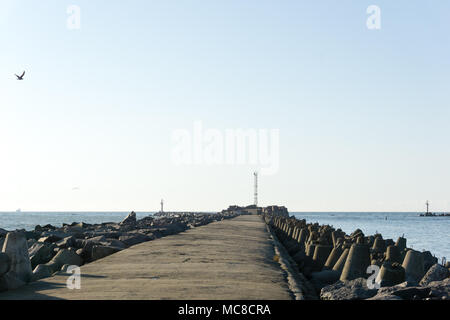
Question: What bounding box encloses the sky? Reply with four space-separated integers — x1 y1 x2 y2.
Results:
0 0 449 212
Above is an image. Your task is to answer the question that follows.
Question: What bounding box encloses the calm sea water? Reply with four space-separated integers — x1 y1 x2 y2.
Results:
0 211 448 261
0 212 153 232
293 212 449 261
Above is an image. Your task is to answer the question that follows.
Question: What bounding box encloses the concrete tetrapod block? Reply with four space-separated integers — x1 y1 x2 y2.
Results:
312 245 333 272
402 250 425 282
287 227 293 238
1 231 32 283
332 248 350 275
340 243 370 281
292 227 299 240
375 262 405 287
395 237 407 252
297 228 309 246
305 243 317 257
372 237 386 253
385 245 402 264
323 245 343 270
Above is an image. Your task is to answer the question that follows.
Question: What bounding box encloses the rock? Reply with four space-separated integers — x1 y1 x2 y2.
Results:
2 231 32 283
25 231 41 241
60 264 71 272
46 249 82 273
320 278 378 300
56 236 76 249
0 271 26 292
0 253 11 276
28 242 56 269
120 211 137 225
38 235 63 243
31 264 53 281
0 228 8 237
119 233 151 246
426 278 450 299
420 264 450 286
422 251 438 273
310 270 340 292
84 235 107 244
367 293 403 300
27 239 37 248
390 286 431 300
91 245 122 261
102 239 127 249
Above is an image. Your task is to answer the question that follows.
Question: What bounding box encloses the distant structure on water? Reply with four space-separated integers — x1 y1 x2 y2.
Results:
420 200 450 217
221 204 288 217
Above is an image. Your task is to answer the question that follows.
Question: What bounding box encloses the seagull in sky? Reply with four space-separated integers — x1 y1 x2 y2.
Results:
15 71 25 80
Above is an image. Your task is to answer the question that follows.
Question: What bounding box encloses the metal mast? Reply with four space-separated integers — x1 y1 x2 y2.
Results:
426 200 429 214
254 172 258 206
160 199 164 213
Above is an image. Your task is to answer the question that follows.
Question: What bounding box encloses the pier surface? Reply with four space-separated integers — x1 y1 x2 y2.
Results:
0 215 293 300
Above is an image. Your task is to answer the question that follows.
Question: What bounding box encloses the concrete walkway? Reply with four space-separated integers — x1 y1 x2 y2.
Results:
0 215 294 300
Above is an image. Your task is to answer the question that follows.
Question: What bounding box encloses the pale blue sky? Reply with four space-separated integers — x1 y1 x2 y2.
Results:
1 1 449 212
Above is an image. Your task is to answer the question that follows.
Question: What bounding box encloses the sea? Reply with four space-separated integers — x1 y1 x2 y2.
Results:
0 211 448 261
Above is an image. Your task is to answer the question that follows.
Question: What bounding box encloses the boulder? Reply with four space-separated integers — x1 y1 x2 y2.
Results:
422 251 438 273
0 271 26 292
0 253 11 276
28 242 56 269
320 278 378 300
91 245 122 261
310 270 340 292
420 264 450 286
31 264 53 281
367 293 403 300
119 233 151 246
27 239 37 248
46 249 82 273
389 286 431 300
56 236 77 249
120 211 137 225
102 239 127 249
76 248 90 262
38 235 63 243
2 231 32 283
0 228 8 237
426 278 450 299
84 235 107 245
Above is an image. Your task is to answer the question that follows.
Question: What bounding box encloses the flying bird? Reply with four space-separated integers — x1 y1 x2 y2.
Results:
15 71 25 80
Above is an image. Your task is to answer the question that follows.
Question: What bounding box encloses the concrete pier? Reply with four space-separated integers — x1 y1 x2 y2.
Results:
0 215 294 300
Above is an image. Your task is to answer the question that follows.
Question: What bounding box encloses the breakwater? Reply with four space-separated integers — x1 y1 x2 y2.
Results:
0 215 294 300
0 211 239 293
264 213 450 300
